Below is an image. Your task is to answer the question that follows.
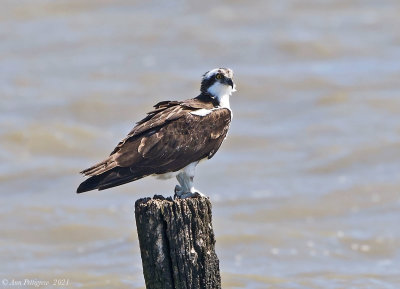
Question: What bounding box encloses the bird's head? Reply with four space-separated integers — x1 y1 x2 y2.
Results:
200 68 236 99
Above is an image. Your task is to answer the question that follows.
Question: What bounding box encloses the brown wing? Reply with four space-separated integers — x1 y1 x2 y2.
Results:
114 107 231 174
110 100 183 155
112 97 216 153
79 100 184 177
77 104 231 193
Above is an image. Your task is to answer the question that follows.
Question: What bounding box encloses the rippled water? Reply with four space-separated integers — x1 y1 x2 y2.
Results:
1 0 400 288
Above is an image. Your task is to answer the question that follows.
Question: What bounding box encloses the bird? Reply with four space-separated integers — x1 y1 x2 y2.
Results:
77 68 236 198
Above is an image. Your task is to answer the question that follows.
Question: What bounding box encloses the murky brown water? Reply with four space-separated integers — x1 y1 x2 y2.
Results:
1 0 400 288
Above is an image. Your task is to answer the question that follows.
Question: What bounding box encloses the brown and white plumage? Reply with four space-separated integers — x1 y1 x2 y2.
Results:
77 68 235 198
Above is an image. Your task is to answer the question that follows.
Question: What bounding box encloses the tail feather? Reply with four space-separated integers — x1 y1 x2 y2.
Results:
77 167 147 194
80 157 117 176
98 174 142 191
77 174 108 193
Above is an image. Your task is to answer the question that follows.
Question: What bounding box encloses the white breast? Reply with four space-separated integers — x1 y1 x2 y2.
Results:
207 82 236 109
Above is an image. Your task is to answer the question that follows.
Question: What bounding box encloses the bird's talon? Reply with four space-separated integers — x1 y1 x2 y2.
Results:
193 190 206 198
174 185 186 199
193 192 202 198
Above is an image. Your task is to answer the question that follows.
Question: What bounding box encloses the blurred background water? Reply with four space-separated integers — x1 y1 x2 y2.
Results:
1 0 400 288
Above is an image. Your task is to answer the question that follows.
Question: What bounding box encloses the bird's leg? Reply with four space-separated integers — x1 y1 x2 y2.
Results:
174 172 187 199
174 162 206 199
175 171 197 198
185 162 207 198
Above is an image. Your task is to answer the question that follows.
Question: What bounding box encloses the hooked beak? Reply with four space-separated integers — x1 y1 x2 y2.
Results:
225 78 234 89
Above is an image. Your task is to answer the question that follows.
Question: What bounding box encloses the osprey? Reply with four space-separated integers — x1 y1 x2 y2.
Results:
77 68 235 198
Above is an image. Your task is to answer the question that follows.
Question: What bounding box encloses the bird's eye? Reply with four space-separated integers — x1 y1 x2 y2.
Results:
215 74 223 80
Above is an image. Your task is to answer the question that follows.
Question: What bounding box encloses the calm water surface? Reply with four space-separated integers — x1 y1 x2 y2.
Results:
1 1 400 288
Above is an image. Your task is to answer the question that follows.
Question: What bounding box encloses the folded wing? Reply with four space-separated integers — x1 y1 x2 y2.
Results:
77 100 231 193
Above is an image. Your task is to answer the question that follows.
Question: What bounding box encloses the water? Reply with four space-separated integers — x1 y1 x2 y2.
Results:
1 0 400 288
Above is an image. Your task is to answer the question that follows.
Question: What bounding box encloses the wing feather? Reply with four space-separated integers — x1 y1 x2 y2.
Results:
110 102 184 155
113 108 231 173
78 98 231 193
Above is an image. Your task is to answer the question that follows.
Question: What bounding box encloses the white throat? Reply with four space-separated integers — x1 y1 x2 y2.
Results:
207 82 236 109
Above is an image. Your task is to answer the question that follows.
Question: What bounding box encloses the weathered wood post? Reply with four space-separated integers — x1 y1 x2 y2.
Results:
134 195 221 289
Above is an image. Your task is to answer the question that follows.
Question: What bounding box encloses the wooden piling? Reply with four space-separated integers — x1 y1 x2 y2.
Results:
134 195 221 289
